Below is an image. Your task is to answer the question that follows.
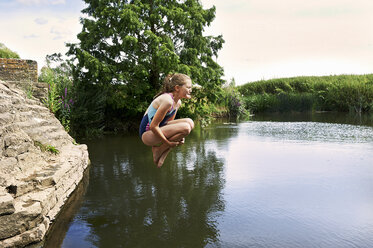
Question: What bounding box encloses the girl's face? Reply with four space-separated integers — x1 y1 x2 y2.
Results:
178 80 192 99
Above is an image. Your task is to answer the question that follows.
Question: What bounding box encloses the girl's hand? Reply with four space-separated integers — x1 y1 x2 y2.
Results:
167 139 185 147
167 141 180 147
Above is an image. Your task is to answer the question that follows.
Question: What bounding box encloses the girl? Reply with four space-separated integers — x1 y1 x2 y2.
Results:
139 73 194 168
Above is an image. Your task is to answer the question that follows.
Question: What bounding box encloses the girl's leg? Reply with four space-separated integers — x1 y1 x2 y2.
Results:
167 118 194 130
142 121 193 166
150 124 190 166
152 130 190 167
142 121 192 147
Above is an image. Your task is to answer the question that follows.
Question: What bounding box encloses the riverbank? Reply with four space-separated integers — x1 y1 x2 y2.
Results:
0 80 89 247
238 74 373 113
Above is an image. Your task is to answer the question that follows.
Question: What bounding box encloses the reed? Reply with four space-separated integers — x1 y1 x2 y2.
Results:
238 74 373 113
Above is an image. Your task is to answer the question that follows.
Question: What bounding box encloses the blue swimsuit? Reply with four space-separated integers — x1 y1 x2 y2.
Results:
139 93 176 138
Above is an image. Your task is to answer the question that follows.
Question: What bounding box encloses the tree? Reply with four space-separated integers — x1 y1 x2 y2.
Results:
0 43 20 59
67 0 225 123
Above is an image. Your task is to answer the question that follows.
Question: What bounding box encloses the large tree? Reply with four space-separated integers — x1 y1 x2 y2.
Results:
68 0 224 122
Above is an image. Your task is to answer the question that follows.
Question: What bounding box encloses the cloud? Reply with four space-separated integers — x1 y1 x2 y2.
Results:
16 0 65 6
52 36 63 40
24 34 39 39
50 25 73 40
0 9 81 72
34 17 48 25
294 6 365 18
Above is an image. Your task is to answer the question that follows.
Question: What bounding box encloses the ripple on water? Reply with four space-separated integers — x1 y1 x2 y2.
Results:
238 121 373 144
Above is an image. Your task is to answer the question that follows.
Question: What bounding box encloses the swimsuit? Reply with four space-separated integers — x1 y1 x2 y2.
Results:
139 93 176 138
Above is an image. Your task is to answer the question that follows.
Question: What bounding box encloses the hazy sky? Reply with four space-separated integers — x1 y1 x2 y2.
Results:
1 0 372 85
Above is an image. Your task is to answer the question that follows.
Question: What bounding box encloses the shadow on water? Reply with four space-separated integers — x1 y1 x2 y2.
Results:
39 166 90 248
49 121 231 248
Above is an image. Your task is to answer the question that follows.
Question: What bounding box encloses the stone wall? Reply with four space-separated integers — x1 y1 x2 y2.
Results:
0 80 90 247
0 58 38 83
0 58 47 100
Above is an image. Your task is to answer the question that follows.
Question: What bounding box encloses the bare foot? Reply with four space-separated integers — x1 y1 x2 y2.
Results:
157 148 171 168
152 146 161 165
152 144 168 165
156 140 184 167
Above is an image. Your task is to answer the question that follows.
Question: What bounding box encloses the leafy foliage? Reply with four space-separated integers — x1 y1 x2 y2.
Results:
0 43 20 59
67 0 225 124
70 81 106 138
39 54 74 132
238 74 373 113
39 53 107 137
34 141 59 154
219 78 248 119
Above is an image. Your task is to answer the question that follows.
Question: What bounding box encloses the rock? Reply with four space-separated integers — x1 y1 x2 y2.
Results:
0 188 15 216
0 80 89 247
0 200 42 240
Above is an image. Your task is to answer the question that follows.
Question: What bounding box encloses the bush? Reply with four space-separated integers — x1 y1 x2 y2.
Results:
239 74 373 113
70 82 106 138
0 43 20 59
216 79 248 119
243 94 276 113
39 54 75 133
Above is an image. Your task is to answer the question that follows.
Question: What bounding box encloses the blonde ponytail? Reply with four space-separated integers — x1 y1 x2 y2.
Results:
154 73 191 98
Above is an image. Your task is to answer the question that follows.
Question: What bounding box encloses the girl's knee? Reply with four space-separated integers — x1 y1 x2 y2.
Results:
186 118 194 129
181 122 192 135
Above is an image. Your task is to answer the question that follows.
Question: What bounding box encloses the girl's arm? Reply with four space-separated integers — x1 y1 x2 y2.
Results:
149 97 179 147
167 100 181 122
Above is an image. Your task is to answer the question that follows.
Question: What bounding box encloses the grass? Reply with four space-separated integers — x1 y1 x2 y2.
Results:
238 74 373 113
34 141 60 155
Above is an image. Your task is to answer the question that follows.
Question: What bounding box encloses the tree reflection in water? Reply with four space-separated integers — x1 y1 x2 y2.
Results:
73 125 229 248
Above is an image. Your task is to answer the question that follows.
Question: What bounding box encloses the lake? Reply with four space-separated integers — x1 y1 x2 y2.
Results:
43 112 373 248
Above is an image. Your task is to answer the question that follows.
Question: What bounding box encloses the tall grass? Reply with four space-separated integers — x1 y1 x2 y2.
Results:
238 74 373 113
39 54 107 138
211 80 249 120
39 55 74 132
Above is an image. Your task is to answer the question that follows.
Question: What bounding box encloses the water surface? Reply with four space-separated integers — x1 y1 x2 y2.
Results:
44 113 373 248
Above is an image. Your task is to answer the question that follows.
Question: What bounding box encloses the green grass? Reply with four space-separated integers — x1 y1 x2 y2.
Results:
34 141 60 155
238 74 373 113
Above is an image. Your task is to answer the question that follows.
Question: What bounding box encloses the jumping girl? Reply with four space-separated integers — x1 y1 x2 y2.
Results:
139 73 194 168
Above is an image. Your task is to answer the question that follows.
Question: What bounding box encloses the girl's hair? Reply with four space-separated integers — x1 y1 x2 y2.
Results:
154 73 191 98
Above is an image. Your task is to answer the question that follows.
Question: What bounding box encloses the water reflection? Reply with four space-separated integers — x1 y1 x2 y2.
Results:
49 113 373 248
42 166 90 248
215 118 373 248
60 131 226 248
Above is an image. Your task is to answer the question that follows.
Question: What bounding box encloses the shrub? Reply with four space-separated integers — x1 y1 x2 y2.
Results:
240 74 373 113
220 79 248 119
0 43 20 59
39 54 74 132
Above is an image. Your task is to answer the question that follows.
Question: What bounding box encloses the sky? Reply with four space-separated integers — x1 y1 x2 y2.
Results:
1 0 372 85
